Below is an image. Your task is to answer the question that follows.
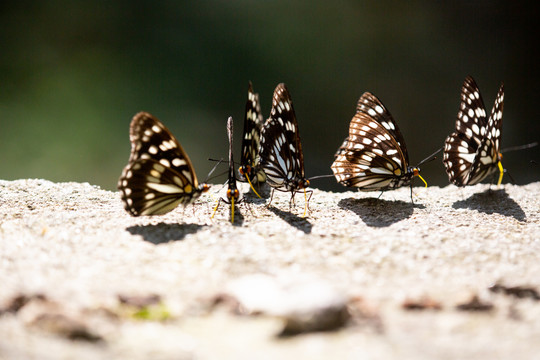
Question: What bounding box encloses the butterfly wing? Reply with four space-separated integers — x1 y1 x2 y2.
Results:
239 82 266 184
259 83 306 191
455 76 489 140
443 77 503 186
486 82 504 154
466 82 504 184
118 112 208 216
119 158 201 216
443 132 478 186
356 92 410 164
332 92 411 190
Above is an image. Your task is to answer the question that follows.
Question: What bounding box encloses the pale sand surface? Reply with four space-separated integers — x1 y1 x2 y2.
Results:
1 179 539 359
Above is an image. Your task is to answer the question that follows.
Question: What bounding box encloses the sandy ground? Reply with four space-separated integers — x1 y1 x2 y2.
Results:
0 179 539 360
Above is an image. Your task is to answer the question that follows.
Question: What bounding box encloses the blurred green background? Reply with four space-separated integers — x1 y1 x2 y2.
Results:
1 1 538 192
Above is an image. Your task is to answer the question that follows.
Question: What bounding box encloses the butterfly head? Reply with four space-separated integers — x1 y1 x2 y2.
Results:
299 179 310 189
410 167 428 188
238 164 263 198
200 183 211 193
238 164 252 179
226 183 241 224
285 177 310 192
227 188 241 202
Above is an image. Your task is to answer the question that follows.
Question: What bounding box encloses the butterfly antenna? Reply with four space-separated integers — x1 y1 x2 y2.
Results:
204 158 226 183
417 147 443 167
501 141 538 153
308 174 335 180
211 157 246 169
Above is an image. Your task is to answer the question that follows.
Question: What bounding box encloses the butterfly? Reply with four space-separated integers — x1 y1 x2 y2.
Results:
118 112 210 216
258 83 311 214
443 76 504 186
211 117 242 223
331 92 427 192
238 82 266 194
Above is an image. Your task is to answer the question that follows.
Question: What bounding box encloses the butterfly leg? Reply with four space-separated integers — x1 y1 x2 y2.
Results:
409 184 415 204
303 189 314 217
289 192 297 212
377 191 384 199
504 168 516 185
211 198 222 219
266 189 275 208
244 200 255 217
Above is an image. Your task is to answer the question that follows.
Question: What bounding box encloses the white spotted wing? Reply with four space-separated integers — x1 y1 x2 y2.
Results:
331 92 419 190
239 82 266 184
443 76 504 186
118 112 209 216
259 83 309 193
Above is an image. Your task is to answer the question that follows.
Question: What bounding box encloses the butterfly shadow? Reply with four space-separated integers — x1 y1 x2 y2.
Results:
268 206 313 234
242 192 269 206
214 195 250 226
126 222 206 244
338 197 425 228
243 183 272 202
452 188 526 222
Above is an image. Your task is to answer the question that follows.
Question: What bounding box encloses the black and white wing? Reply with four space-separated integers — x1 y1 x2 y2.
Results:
259 83 308 193
118 112 209 216
331 92 420 191
239 82 266 184
443 76 504 186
